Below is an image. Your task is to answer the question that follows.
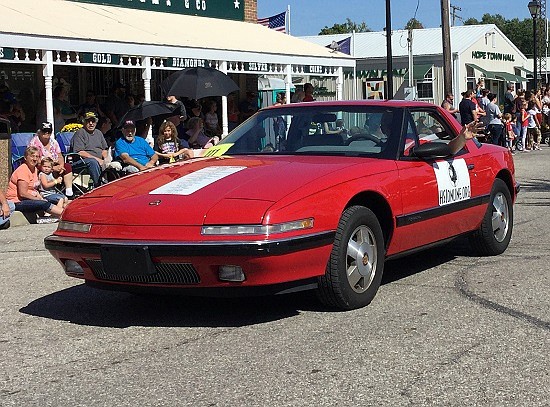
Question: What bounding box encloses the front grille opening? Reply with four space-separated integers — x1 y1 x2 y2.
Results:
86 259 200 284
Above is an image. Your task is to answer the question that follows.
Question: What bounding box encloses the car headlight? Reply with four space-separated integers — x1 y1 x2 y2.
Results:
57 221 92 233
201 218 314 236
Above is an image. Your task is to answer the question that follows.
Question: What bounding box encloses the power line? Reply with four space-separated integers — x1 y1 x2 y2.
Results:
450 4 462 26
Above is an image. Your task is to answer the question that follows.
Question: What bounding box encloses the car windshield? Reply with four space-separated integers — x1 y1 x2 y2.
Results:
219 105 400 157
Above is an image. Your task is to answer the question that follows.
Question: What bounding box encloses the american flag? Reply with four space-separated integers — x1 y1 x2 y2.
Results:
258 11 286 33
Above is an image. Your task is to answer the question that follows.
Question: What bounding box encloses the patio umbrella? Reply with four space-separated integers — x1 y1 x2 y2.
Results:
161 67 239 100
116 101 184 128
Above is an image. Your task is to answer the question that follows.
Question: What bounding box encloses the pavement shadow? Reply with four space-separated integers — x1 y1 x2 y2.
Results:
19 284 319 328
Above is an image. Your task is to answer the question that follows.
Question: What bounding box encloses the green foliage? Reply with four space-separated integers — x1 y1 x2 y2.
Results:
405 18 424 30
319 18 371 35
463 13 536 57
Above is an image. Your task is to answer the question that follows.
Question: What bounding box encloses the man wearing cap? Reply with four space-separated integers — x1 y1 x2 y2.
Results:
70 111 108 187
115 120 158 173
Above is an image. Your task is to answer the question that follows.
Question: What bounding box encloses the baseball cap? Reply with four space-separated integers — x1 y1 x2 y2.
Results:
83 111 98 122
40 122 53 133
123 120 136 128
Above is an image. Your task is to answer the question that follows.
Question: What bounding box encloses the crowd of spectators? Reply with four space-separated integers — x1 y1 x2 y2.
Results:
453 80 550 154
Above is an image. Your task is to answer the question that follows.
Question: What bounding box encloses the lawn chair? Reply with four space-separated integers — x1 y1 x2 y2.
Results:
11 132 35 170
56 131 92 195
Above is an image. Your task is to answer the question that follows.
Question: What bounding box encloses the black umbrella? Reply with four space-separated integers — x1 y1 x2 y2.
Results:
116 101 184 128
161 67 239 100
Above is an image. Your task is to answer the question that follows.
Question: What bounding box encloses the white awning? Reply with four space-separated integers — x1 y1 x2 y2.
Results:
0 0 354 67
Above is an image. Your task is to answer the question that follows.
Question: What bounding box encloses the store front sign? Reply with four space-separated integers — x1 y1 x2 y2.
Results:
0 47 15 60
244 62 270 73
472 51 515 62
72 0 245 21
167 58 207 68
81 52 121 65
305 65 329 74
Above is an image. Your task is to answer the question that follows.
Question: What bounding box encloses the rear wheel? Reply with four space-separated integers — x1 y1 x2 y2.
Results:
469 178 513 255
317 206 385 310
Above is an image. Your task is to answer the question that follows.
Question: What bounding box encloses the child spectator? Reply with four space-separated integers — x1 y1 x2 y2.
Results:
154 121 193 164
204 100 222 137
527 100 542 150
503 113 515 155
38 157 69 209
519 101 529 151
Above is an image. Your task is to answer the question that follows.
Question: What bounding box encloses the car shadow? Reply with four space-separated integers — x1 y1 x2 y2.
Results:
21 237 475 328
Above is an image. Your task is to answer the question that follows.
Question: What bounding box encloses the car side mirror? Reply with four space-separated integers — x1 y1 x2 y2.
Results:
412 142 452 158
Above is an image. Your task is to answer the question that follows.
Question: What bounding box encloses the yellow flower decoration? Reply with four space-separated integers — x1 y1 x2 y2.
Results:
60 123 83 133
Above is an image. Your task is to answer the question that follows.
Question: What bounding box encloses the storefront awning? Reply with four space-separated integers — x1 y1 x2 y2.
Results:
404 64 433 80
493 72 526 83
0 0 354 68
466 63 497 79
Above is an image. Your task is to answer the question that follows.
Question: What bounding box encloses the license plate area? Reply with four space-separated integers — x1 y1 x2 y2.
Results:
100 245 155 276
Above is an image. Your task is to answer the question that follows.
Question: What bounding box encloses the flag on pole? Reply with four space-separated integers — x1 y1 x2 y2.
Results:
326 37 352 55
258 11 287 33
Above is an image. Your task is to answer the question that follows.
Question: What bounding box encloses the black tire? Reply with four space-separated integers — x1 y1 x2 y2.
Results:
317 206 385 310
469 178 513 256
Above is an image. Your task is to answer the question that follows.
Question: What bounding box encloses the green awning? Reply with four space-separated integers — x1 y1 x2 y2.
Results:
404 64 433 80
515 66 532 75
466 63 497 79
494 71 526 82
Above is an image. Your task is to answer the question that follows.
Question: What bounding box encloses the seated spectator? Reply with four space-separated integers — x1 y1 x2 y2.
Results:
70 112 108 187
291 90 305 103
0 189 15 230
184 117 219 149
115 120 158 173
38 157 69 209
28 122 74 197
303 83 315 102
204 100 222 137
154 121 193 164
5 146 63 218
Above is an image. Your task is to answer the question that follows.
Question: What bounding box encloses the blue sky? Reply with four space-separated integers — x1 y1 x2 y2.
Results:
257 0 535 36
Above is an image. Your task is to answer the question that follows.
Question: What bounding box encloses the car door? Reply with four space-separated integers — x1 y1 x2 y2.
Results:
391 107 483 255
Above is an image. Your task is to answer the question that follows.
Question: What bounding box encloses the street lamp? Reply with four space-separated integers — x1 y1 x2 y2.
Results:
528 0 541 89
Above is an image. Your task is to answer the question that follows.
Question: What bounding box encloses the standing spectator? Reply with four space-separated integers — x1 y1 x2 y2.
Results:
441 92 459 117
77 90 105 120
53 85 75 118
104 83 128 127
115 120 158 173
485 93 504 146
28 122 74 197
204 100 222 137
0 190 15 230
518 100 529 151
503 113 516 154
475 79 484 100
239 92 258 121
227 93 240 131
526 100 542 150
6 146 63 218
503 84 515 114
303 83 315 102
70 111 108 187
458 90 478 126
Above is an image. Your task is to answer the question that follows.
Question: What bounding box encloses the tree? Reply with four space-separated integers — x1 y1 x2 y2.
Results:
463 14 534 57
319 18 371 35
405 18 424 30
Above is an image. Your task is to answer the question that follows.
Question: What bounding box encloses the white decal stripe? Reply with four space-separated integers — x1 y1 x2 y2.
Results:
149 166 246 195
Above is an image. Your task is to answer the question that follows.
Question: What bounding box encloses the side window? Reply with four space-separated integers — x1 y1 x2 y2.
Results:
402 110 453 157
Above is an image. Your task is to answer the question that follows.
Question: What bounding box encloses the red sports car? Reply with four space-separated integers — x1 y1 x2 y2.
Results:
45 101 518 310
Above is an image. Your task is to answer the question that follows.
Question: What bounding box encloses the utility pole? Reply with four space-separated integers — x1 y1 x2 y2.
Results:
385 0 394 99
441 0 453 97
450 4 462 27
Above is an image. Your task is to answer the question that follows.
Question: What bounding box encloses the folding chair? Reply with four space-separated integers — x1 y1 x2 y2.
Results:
56 131 92 195
11 132 35 170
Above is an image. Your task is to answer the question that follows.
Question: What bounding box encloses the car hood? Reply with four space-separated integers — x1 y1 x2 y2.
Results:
63 155 385 226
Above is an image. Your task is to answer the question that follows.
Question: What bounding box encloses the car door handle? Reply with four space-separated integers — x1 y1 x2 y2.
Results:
467 164 475 170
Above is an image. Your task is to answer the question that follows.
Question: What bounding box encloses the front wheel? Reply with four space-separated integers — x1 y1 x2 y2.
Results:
317 206 385 310
469 178 513 255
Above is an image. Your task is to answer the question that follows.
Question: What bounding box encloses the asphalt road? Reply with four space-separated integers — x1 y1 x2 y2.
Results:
1 147 549 406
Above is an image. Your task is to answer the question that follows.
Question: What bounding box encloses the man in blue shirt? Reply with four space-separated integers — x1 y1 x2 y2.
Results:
115 120 158 173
